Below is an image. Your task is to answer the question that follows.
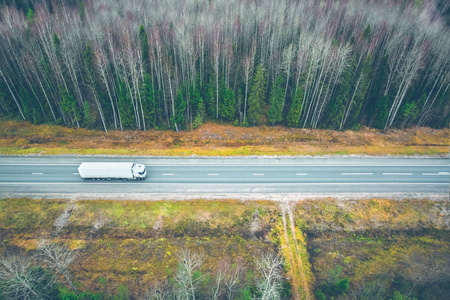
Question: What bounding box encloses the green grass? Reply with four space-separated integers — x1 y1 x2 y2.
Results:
0 198 66 233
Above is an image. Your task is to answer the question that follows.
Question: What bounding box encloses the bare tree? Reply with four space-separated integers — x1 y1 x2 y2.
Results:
174 248 205 300
281 43 296 109
143 279 173 300
0 251 55 300
210 269 225 300
242 53 254 124
37 241 77 294
223 259 245 300
255 252 285 300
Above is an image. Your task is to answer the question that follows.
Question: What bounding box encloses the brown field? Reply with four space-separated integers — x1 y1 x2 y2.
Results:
0 120 448 156
1 198 448 299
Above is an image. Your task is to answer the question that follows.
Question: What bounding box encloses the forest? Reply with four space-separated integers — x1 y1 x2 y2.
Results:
0 0 449 132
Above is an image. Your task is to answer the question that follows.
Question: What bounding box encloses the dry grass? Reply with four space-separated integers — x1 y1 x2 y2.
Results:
1 120 448 156
0 198 278 296
0 197 448 298
295 198 449 233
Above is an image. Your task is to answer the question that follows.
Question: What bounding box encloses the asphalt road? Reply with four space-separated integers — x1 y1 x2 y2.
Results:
0 156 448 198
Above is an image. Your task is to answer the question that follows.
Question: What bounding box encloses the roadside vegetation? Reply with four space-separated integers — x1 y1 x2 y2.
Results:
0 198 448 299
1 120 448 156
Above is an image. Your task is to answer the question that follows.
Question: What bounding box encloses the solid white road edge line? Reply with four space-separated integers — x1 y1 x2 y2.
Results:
1 182 447 185
1 164 448 167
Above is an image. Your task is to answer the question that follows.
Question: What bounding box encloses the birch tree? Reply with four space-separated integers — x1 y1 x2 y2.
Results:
255 252 285 300
38 241 77 294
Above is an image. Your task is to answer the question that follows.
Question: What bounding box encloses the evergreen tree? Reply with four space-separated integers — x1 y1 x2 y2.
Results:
374 95 389 129
0 88 11 116
142 73 156 128
82 100 95 128
26 8 34 34
267 76 284 125
287 87 304 127
79 0 86 22
52 33 62 64
83 43 95 85
20 85 35 122
324 58 356 129
220 82 236 121
193 100 205 129
366 55 388 126
191 84 205 129
205 75 216 118
60 87 79 126
247 64 266 125
344 54 372 129
117 81 134 129
363 24 372 41
172 89 186 130
139 25 150 73
190 86 203 116
327 59 353 129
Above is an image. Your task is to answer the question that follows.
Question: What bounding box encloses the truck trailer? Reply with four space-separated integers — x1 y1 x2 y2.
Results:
78 162 147 181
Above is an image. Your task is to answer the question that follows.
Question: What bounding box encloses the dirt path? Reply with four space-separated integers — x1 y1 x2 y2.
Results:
280 202 312 300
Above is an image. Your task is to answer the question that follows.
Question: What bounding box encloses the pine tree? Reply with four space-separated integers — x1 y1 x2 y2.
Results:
20 86 35 122
139 25 150 73
287 87 304 127
327 59 353 129
79 1 86 22
193 100 205 129
247 64 266 125
142 73 155 128
52 33 62 64
117 81 134 129
220 82 236 121
26 8 34 35
267 76 284 125
344 54 372 129
374 95 389 129
366 55 388 127
82 100 95 128
172 89 186 130
60 87 79 126
83 43 95 85
205 75 216 119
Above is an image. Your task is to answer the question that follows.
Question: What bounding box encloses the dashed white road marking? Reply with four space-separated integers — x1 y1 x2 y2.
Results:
253 173 264 176
422 172 449 176
162 173 174 176
32 173 44 175
342 173 373 175
296 173 308 176
73 173 79 175
382 173 413 176
208 174 220 176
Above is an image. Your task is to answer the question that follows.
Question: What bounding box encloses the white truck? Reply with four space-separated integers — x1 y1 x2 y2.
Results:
78 162 147 181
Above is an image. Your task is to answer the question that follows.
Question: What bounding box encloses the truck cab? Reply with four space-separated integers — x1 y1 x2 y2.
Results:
133 163 147 180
